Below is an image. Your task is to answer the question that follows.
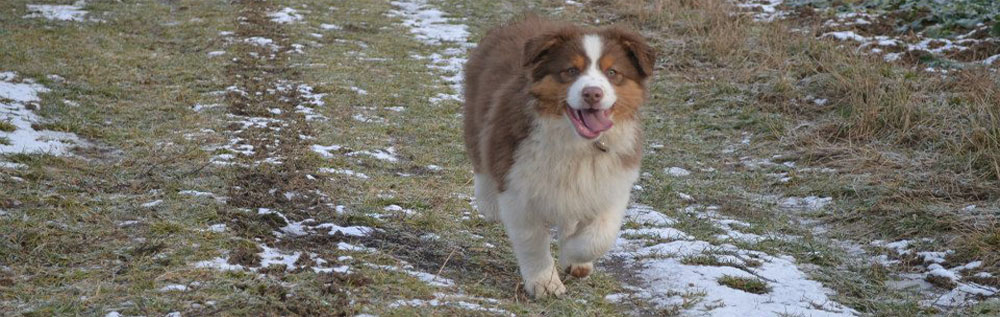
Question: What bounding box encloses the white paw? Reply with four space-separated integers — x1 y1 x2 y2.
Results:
524 268 566 299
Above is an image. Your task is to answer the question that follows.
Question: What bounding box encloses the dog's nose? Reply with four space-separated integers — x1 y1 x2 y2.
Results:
582 86 603 106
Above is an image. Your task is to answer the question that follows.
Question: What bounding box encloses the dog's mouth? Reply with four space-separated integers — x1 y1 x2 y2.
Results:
565 104 613 140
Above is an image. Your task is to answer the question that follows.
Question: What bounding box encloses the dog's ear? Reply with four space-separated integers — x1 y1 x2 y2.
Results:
604 27 656 78
523 33 561 68
523 29 575 68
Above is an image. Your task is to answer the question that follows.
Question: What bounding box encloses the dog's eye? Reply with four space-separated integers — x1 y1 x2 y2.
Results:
565 68 579 76
606 69 618 77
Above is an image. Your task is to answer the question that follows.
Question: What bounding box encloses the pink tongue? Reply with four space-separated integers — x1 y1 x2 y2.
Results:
580 110 613 133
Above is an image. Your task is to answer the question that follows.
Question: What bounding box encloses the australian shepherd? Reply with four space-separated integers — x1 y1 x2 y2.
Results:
463 16 655 298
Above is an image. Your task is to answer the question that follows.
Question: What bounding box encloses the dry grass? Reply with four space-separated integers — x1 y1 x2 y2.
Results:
602 0 999 313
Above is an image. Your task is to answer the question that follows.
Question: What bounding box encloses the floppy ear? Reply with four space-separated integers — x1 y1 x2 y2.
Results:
522 32 562 68
604 27 656 78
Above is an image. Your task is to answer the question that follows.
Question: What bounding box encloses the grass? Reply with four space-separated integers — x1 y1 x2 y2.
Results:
717 275 771 294
2 0 998 315
0 120 15 132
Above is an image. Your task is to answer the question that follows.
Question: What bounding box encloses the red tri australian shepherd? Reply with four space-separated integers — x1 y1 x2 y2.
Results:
463 16 655 298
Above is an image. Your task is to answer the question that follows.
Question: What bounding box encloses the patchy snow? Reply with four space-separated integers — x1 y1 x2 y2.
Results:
141 200 163 208
0 161 27 169
178 190 227 204
337 241 375 253
823 31 869 42
267 7 302 24
24 1 98 22
872 239 996 309
388 1 469 45
194 244 342 274
367 263 454 287
319 167 370 179
390 0 470 103
310 144 341 158
389 292 512 316
158 284 189 292
346 147 399 163
610 203 856 315
664 166 691 177
778 196 833 212
984 54 1000 65
319 23 341 31
1 72 84 156
349 86 369 95
244 37 280 51
734 0 787 22
383 204 416 215
207 224 226 233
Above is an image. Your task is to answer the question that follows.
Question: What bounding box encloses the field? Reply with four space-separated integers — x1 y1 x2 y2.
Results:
1 0 998 315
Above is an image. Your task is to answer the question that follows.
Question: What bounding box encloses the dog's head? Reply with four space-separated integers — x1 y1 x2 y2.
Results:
524 26 655 140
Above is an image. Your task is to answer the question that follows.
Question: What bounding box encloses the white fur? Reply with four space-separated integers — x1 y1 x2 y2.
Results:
566 34 617 110
473 173 500 222
484 113 639 298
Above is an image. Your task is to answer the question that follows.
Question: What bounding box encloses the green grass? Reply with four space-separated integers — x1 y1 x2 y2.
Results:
717 275 771 294
0 120 15 132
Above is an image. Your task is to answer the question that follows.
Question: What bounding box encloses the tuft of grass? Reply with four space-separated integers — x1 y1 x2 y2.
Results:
717 275 770 294
682 255 726 266
0 120 15 132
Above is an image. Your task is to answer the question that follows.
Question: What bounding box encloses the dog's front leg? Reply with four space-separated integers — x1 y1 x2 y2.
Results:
558 206 626 278
498 193 565 299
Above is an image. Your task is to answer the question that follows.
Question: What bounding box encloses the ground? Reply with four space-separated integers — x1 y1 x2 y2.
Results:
1 0 999 316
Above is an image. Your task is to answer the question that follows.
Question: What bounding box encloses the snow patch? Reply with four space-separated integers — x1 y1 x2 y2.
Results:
1 72 84 156
664 166 691 177
611 203 856 315
24 1 98 22
267 7 303 24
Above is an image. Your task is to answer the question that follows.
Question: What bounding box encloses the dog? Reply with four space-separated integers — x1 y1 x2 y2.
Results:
463 15 655 298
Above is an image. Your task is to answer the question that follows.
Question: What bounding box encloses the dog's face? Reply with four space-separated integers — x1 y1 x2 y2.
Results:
524 27 655 140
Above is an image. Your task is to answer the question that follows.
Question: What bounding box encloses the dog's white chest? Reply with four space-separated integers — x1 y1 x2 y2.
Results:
504 119 640 222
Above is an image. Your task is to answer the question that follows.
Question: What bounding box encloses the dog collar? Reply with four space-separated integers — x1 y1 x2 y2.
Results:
594 139 608 152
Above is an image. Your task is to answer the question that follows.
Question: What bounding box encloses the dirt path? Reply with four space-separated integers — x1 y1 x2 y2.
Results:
2 0 997 316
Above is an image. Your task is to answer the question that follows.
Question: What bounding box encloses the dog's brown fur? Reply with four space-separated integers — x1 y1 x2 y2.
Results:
463 16 654 191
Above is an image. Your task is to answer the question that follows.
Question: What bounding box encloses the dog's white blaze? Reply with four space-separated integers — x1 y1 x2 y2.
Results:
566 34 617 110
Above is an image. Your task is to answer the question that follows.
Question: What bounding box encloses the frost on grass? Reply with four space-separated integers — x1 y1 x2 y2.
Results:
1 72 83 157
610 204 856 316
24 1 100 22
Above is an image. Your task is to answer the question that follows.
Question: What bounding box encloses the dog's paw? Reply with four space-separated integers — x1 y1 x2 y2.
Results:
524 269 566 299
564 262 593 279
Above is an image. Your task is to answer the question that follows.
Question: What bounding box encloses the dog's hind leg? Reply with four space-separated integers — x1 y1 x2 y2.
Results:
557 208 626 278
473 173 501 222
